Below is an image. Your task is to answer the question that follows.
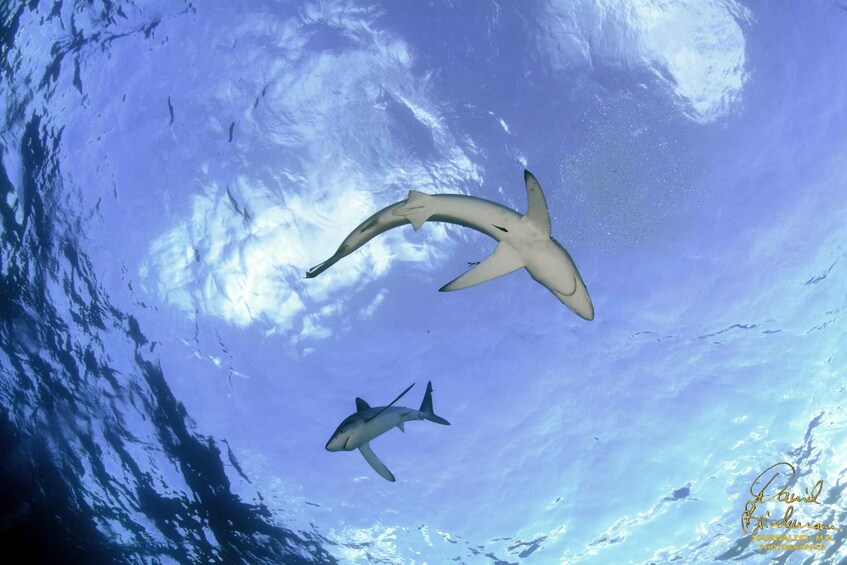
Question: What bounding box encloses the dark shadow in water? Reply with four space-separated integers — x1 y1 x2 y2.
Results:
0 111 336 563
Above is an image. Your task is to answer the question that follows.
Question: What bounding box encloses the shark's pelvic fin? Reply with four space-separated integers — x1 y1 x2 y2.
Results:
359 443 395 482
393 190 433 230
397 421 405 433
439 241 523 292
355 398 370 412
523 170 551 235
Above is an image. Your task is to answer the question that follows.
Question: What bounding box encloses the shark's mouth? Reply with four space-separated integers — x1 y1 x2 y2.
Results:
344 436 351 451
565 273 579 297
552 273 579 297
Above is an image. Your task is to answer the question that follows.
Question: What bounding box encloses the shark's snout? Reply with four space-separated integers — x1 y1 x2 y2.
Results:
573 295 595 321
553 287 594 320
326 432 354 452
325 435 343 452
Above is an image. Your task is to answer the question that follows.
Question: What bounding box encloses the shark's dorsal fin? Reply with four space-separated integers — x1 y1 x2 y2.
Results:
393 190 433 230
523 170 551 235
365 383 415 422
438 241 523 292
359 443 395 481
355 398 370 412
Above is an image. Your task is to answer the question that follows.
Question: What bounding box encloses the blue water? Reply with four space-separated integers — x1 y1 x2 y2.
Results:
2 1 846 563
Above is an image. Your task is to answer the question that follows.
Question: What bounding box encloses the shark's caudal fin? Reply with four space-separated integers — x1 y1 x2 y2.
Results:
365 383 414 422
306 248 349 278
359 443 395 482
392 190 433 230
419 381 450 426
439 241 523 292
305 256 335 279
523 170 551 235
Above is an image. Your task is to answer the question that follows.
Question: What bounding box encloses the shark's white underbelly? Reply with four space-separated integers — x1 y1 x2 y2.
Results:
421 195 522 241
306 171 595 320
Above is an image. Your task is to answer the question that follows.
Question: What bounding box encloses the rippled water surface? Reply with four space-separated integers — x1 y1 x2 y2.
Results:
2 1 846 563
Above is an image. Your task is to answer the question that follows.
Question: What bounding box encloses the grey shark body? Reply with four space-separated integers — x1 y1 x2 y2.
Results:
325 381 450 482
306 170 594 320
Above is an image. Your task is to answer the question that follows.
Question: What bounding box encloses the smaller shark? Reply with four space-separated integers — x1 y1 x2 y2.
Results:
325 381 450 482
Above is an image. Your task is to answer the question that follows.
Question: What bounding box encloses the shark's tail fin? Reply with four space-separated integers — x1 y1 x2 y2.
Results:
305 253 343 279
419 381 450 425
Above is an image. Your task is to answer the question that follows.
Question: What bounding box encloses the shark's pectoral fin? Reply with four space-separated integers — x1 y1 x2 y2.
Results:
393 190 433 230
359 443 395 482
523 170 552 235
440 242 524 292
397 421 405 433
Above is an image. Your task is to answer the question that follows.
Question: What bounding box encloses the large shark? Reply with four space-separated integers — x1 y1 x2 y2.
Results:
325 381 450 482
306 170 594 320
